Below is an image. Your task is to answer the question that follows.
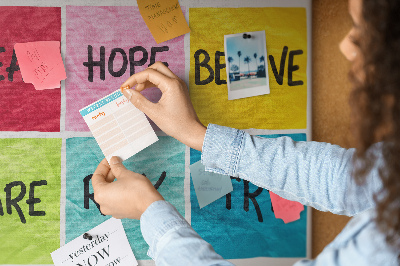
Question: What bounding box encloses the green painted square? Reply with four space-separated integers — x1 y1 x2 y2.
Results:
0 138 62 264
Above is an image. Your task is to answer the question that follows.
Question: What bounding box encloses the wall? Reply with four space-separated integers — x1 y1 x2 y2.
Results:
312 0 353 257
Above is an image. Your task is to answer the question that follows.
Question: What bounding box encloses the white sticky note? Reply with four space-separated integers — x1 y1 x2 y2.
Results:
79 89 158 162
51 218 137 266
190 161 233 208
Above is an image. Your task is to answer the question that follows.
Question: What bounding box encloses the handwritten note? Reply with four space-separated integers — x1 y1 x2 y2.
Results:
14 41 66 90
51 218 137 266
137 0 190 43
190 161 233 208
269 191 304 224
80 89 158 162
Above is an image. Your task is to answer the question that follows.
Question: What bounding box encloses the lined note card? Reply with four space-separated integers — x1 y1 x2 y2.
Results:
79 89 158 162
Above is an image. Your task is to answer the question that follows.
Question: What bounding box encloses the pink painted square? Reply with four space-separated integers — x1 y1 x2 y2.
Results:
66 6 185 131
0 7 61 132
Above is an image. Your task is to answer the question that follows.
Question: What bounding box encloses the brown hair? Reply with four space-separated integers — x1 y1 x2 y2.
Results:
350 0 400 251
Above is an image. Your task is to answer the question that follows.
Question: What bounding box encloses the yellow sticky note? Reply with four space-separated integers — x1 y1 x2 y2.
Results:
189 8 308 130
137 0 190 44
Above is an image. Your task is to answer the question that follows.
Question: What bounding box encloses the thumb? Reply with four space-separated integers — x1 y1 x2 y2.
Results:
122 88 155 115
109 156 128 179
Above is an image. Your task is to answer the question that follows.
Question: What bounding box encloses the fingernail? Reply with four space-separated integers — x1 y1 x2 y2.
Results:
110 156 122 165
123 89 133 100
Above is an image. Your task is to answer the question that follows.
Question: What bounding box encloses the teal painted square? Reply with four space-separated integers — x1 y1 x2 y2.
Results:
66 136 185 260
190 133 307 259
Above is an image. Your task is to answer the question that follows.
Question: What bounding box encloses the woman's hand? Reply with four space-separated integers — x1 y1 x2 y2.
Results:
91 157 164 220
120 62 206 151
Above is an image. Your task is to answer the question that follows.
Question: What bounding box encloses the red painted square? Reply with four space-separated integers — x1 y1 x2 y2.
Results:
0 7 61 132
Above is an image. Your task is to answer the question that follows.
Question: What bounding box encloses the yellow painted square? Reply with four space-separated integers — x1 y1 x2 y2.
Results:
189 8 307 129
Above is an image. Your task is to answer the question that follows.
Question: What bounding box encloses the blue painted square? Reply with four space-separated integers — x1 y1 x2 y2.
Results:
190 133 307 259
66 136 185 260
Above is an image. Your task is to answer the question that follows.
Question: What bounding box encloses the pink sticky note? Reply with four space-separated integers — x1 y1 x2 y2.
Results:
270 191 304 224
14 41 66 90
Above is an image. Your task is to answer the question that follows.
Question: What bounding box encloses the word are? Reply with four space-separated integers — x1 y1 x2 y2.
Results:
83 172 166 215
76 245 110 266
0 180 47 223
83 46 169 82
194 46 304 86
0 47 20 82
69 233 109 260
92 112 105 120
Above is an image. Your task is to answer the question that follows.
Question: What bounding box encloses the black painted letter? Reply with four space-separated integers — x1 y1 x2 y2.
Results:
244 180 264 222
83 174 104 215
194 49 214 85
6 49 20 82
149 46 169 67
4 181 26 223
215 51 226 85
108 48 128 77
268 46 288 86
26 180 47 217
288 50 304 86
83 45 105 82
129 46 148 75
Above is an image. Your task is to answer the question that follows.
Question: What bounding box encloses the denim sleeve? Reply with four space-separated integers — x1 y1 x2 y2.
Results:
140 200 234 266
201 124 382 216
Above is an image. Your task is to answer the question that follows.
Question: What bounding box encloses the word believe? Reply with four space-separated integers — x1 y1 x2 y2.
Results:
194 46 304 86
0 180 47 223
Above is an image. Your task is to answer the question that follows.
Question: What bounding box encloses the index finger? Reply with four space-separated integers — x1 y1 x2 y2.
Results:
120 68 174 93
92 158 111 189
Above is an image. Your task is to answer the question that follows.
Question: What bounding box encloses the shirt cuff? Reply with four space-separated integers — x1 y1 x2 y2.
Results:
140 200 191 259
201 123 245 177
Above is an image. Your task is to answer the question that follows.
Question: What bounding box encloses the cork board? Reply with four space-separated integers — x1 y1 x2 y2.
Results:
312 0 353 258
0 1 311 265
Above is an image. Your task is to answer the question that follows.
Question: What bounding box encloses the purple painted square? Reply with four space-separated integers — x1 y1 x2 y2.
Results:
66 6 185 131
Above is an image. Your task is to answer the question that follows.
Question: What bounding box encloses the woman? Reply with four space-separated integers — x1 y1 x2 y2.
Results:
91 0 400 264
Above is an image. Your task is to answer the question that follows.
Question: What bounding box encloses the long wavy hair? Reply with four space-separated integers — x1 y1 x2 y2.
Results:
350 0 400 251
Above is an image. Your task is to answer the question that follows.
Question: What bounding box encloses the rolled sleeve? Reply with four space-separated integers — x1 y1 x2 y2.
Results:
201 123 245 176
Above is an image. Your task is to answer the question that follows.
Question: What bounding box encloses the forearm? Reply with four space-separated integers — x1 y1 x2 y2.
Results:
201 124 380 216
140 200 233 265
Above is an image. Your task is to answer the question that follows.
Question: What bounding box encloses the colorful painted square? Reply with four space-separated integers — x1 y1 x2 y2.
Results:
190 134 307 259
65 6 185 131
189 8 307 129
0 138 62 264
0 7 61 132
66 136 185 260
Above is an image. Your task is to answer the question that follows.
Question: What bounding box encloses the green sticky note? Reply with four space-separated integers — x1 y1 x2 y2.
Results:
0 138 61 264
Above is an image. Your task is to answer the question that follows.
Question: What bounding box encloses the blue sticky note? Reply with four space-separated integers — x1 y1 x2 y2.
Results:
190 161 233 208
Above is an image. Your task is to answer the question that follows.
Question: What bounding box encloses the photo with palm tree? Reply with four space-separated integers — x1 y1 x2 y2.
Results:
224 31 270 100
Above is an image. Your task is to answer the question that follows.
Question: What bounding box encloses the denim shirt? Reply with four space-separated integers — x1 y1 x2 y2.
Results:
140 124 399 265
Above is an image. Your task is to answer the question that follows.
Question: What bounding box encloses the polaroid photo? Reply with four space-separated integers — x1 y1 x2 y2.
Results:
224 30 270 100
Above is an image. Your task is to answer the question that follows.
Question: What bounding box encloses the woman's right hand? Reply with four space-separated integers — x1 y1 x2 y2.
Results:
120 62 207 151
